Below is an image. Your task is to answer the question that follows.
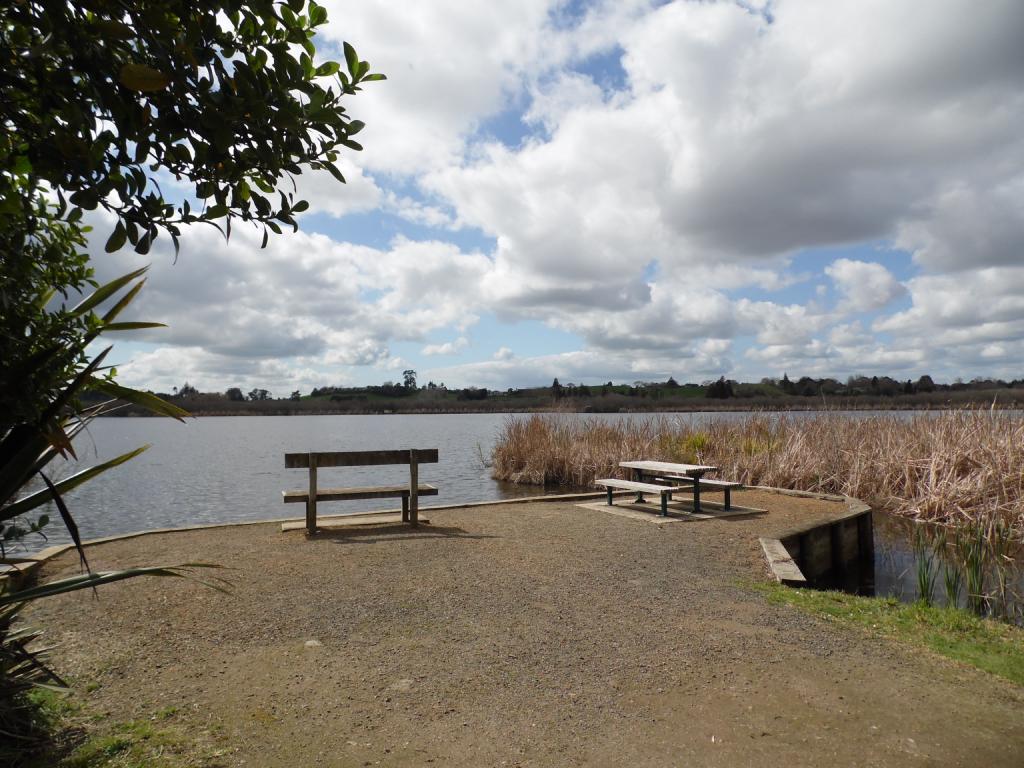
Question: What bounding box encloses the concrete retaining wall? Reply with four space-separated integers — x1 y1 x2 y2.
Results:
759 494 874 589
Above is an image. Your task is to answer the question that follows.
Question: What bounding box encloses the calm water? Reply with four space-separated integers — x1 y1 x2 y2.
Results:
21 409 841 551
11 411 1021 617
20 413 537 551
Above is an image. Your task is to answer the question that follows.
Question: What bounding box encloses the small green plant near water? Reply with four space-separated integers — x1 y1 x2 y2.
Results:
657 431 711 464
913 526 937 606
989 521 1018 622
956 524 989 616
756 582 1024 686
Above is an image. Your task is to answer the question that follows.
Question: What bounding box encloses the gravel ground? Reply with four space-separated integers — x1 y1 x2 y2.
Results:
27 490 1024 767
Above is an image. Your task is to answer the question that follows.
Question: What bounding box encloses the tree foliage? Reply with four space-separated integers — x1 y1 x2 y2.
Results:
1 0 384 254
1 0 383 434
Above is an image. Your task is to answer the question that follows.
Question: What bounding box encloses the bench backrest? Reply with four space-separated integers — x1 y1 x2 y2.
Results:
285 449 439 468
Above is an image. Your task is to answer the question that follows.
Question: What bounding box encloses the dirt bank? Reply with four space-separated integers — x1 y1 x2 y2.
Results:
27 490 1024 767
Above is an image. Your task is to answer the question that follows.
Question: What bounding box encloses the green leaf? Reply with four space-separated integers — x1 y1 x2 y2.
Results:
361 73 387 82
12 154 32 175
99 276 145 324
343 42 359 77
72 268 148 316
101 321 167 332
0 564 230 606
315 61 340 77
87 379 191 421
325 163 346 183
310 4 328 25
291 199 309 213
93 20 135 41
118 63 172 92
104 222 127 253
206 204 228 219
347 120 365 135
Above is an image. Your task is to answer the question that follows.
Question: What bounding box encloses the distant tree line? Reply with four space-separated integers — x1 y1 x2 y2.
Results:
106 369 1024 416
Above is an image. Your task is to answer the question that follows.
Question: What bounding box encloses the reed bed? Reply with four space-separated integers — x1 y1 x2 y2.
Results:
491 409 1024 537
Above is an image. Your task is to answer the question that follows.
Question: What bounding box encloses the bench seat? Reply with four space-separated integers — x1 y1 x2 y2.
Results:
655 477 742 509
692 479 742 489
282 484 438 503
595 478 686 516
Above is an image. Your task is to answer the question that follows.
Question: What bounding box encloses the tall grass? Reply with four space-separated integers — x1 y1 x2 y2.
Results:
491 409 1024 537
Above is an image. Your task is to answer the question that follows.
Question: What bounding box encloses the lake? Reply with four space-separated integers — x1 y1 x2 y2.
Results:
24 409 863 551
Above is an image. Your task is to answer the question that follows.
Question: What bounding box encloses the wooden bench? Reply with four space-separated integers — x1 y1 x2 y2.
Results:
595 478 687 516
284 449 438 533
656 476 743 510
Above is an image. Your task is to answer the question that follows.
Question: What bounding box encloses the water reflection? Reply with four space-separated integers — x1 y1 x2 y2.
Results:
872 511 1022 622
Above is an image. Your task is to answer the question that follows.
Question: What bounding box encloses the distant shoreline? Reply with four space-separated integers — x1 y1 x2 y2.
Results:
98 395 1024 417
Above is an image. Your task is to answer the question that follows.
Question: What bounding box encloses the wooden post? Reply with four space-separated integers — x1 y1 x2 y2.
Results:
409 450 419 526
306 453 318 534
401 494 409 523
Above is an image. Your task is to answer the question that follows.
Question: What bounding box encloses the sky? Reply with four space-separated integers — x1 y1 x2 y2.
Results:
90 0 1024 395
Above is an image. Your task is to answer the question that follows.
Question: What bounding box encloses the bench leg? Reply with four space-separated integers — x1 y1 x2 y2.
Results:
306 457 318 534
724 488 731 510
409 454 419 527
606 487 614 506
692 479 701 514
306 498 316 534
402 494 409 522
631 468 645 504
661 493 668 516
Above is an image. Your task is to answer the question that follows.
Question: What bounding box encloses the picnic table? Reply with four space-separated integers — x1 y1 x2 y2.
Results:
619 460 721 513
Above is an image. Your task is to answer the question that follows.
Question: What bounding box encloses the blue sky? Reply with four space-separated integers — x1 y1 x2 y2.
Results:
99 0 1024 395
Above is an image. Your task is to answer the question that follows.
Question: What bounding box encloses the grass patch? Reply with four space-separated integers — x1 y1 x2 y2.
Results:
13 688 222 768
755 582 1024 686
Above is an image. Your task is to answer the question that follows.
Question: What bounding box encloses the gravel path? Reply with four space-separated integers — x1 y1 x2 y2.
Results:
28 490 1024 767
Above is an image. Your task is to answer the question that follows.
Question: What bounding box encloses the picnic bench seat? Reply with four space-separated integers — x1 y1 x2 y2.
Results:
653 476 743 510
284 449 438 533
595 478 688 516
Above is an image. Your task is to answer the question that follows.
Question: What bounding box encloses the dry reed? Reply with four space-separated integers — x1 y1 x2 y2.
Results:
491 409 1024 537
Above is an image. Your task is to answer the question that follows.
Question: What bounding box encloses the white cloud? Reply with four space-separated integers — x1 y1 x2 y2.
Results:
422 337 469 356
292 159 382 218
523 72 606 132
428 1 1022 311
425 347 717 390
317 0 560 175
84 214 492 390
894 179 1024 271
875 267 1024 343
825 259 905 313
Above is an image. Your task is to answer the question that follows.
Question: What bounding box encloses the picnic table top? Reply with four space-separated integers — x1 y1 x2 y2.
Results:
619 460 718 475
